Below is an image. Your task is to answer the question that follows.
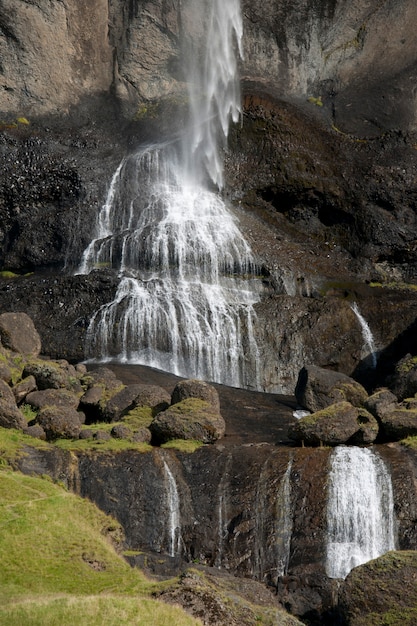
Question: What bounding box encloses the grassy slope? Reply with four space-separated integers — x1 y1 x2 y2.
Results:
0 466 201 626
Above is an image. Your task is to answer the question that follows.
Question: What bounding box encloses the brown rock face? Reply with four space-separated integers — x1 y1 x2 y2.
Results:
0 0 113 115
0 312 41 357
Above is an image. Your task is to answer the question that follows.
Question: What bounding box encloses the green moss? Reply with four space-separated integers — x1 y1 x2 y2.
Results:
123 406 153 429
161 439 204 453
370 281 417 292
396 356 417 374
169 398 212 415
307 96 323 107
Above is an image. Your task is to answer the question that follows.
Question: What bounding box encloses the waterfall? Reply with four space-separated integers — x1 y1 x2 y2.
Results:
254 457 293 580
162 459 182 557
351 302 377 368
326 446 396 579
77 0 264 390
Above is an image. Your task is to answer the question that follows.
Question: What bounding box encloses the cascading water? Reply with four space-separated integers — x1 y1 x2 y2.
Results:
351 302 378 369
326 446 396 579
78 0 263 389
162 459 183 557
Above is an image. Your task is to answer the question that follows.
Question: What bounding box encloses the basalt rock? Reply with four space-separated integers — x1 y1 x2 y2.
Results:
150 398 225 444
338 551 417 626
171 379 221 413
36 405 83 440
25 388 81 411
288 401 378 446
378 407 417 442
0 378 26 430
295 365 368 413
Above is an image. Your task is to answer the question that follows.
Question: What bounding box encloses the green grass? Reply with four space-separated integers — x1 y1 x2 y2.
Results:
0 468 201 625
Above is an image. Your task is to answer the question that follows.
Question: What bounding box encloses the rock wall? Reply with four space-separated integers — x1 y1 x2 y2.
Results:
1 0 416 134
16 441 417 622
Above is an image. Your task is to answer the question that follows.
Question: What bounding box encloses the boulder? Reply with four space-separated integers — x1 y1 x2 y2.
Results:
378 407 417 441
0 312 41 357
13 375 37 404
364 388 399 420
25 388 80 411
36 406 83 440
0 362 13 384
288 401 378 446
23 359 82 392
171 379 221 413
339 551 417 626
23 423 46 440
295 365 368 413
150 398 225 444
0 378 26 430
388 354 417 401
104 383 170 422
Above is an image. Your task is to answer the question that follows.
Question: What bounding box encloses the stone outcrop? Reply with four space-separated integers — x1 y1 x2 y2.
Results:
295 365 368 413
2 0 416 137
338 551 417 626
288 401 378 446
150 397 226 444
0 312 41 356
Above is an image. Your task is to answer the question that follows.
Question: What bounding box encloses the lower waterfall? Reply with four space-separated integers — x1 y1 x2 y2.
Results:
326 446 396 579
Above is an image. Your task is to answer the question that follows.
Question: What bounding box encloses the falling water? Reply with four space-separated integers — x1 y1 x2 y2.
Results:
254 457 293 581
326 446 396 579
78 0 263 389
351 302 378 368
162 459 182 557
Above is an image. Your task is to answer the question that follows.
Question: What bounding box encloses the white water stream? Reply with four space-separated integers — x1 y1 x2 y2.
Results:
351 302 378 369
78 0 263 389
162 459 183 557
326 446 396 579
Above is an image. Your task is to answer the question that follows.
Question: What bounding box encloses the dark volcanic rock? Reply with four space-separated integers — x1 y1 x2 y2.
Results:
171 379 221 413
338 551 417 626
0 377 26 430
12 375 37 404
23 359 81 392
36 406 83 440
288 401 378 446
295 365 368 413
150 398 225 444
379 407 417 442
104 383 170 422
25 388 80 411
389 354 417 401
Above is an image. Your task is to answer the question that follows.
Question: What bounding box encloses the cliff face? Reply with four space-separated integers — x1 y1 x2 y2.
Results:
1 0 416 135
16 441 417 623
0 0 113 116
0 1 417 392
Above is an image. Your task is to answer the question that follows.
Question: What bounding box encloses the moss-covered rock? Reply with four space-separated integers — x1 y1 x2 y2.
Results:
379 407 417 441
171 379 220 413
150 398 225 444
295 365 368 413
288 401 378 446
339 551 417 625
